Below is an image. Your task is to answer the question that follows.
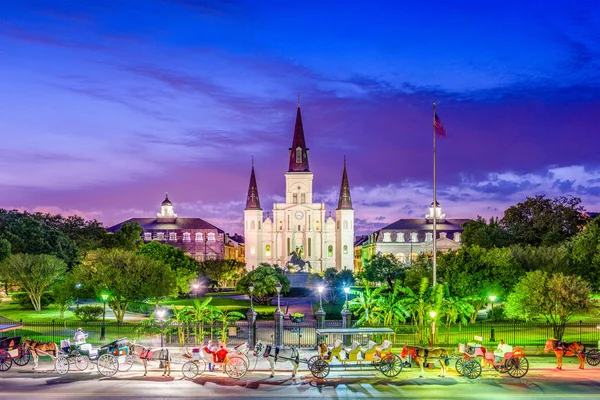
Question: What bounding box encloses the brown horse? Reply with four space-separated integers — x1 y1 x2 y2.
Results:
401 344 449 377
544 339 585 369
23 339 59 370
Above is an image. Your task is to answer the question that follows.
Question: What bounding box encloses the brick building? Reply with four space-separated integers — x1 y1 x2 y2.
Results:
108 193 226 262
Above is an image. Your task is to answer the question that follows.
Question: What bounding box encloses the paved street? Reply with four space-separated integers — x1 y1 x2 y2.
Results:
2 355 600 399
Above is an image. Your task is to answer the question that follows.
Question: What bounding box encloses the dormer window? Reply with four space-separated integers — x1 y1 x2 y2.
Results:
156 232 165 240
195 232 203 241
383 232 391 242
144 232 151 241
208 232 216 241
169 232 177 241
425 232 432 242
410 232 418 242
296 147 302 163
183 232 191 242
454 232 461 242
396 233 405 242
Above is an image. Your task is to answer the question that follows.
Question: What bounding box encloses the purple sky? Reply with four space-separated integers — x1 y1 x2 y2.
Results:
1 0 600 236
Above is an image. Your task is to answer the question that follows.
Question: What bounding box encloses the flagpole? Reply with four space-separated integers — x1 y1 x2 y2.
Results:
432 102 437 287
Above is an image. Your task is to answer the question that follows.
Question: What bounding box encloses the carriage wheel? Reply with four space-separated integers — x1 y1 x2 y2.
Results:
225 356 248 379
75 355 90 371
97 354 119 377
13 346 31 366
0 349 13 372
462 360 482 380
310 358 330 379
506 356 529 378
379 354 403 377
182 361 200 379
455 358 467 375
120 355 134 372
586 349 600 366
241 354 257 372
55 356 70 375
307 355 319 371
493 362 508 373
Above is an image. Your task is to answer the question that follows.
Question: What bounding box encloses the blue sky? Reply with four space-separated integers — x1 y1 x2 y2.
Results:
1 0 599 234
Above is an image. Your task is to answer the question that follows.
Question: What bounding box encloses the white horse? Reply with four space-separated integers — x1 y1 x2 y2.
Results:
253 340 299 378
131 343 172 376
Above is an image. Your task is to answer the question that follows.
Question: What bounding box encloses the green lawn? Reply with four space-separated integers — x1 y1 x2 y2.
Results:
0 302 76 321
159 297 276 315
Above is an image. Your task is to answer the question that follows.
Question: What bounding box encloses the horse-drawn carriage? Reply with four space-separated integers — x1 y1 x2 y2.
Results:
308 328 403 379
56 337 134 376
0 323 31 372
181 342 254 379
455 336 529 379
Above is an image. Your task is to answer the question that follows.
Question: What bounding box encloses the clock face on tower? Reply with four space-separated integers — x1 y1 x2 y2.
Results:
295 211 304 220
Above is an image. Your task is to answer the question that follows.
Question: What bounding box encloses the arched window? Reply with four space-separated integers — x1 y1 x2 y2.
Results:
207 252 216 260
183 232 190 242
250 245 256 255
396 233 405 242
343 220 348 230
195 232 203 241
208 232 215 241
343 245 348 254
308 238 312 257
265 244 271 257
250 220 255 230
410 232 418 242
425 232 433 242
328 245 333 257
383 232 391 242
396 253 407 263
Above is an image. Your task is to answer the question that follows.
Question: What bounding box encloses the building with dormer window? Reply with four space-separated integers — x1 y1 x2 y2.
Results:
244 103 354 272
107 193 226 262
358 202 470 269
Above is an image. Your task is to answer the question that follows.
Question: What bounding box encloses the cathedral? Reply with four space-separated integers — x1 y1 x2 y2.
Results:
243 104 354 272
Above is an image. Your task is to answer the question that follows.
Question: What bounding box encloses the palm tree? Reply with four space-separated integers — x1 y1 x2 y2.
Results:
216 309 246 343
348 278 384 326
185 298 214 344
376 281 410 326
439 284 474 345
400 277 443 345
169 305 189 345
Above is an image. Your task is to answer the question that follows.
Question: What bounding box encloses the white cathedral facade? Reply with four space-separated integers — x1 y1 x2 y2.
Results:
243 104 354 272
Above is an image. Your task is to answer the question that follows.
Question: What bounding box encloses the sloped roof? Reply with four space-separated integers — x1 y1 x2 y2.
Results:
380 218 470 232
107 218 224 233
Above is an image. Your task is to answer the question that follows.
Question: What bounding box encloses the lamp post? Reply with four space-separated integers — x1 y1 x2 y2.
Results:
100 294 108 341
316 284 326 329
274 281 283 346
489 295 496 342
317 285 324 313
156 308 166 348
429 310 437 347
275 281 282 311
343 286 350 311
192 283 200 299
249 282 255 311
75 283 82 309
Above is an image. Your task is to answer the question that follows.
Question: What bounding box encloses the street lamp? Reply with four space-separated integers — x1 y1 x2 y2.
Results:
100 293 108 341
192 282 200 299
249 282 255 311
343 286 350 311
317 285 324 313
156 308 166 348
429 311 437 347
75 283 82 309
275 281 282 312
489 295 497 342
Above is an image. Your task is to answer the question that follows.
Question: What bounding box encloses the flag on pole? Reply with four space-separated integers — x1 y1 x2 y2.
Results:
434 112 447 138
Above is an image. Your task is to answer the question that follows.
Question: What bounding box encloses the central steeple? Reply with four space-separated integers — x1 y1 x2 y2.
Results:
245 159 261 210
288 102 310 172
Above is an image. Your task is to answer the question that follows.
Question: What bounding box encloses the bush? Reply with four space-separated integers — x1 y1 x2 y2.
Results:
127 302 155 315
73 305 104 322
11 292 52 310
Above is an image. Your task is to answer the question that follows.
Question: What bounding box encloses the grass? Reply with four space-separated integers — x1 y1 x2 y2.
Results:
159 297 276 316
312 301 345 319
0 302 76 321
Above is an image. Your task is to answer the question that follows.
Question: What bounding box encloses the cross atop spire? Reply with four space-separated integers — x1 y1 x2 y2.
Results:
245 160 261 210
288 103 310 172
337 158 353 210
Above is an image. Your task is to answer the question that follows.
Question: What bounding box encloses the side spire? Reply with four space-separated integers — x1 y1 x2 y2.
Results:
245 160 261 210
337 157 352 210
288 102 310 172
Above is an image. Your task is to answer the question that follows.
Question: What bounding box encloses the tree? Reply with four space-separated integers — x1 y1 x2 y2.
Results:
569 218 600 290
139 241 198 296
103 222 143 251
439 284 474 344
461 217 513 248
74 249 175 322
399 277 443 344
216 309 245 343
348 278 384 326
313 268 355 303
439 246 517 322
360 252 405 288
198 259 245 289
501 195 587 246
510 244 570 274
504 271 599 339
0 210 78 268
235 264 290 305
0 253 66 311
51 273 78 318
